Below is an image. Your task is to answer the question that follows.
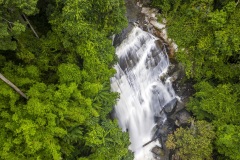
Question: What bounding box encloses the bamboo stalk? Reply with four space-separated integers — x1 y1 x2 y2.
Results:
0 73 28 99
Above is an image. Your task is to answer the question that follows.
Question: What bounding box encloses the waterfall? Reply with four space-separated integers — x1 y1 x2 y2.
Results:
111 26 176 160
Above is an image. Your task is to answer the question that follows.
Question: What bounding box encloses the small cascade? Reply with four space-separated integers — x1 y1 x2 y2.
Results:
111 26 177 159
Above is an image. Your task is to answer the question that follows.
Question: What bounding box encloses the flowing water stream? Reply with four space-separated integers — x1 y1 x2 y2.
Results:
111 26 176 159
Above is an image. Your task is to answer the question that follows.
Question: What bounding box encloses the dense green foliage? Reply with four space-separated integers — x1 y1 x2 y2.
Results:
188 82 240 124
166 120 215 160
152 0 240 159
0 0 130 159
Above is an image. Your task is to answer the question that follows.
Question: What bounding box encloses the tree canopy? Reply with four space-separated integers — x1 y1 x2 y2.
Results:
166 120 215 160
0 0 131 159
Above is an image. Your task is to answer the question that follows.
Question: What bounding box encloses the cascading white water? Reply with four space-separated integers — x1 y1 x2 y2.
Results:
111 26 176 160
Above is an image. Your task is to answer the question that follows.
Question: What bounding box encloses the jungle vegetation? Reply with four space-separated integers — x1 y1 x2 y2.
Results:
0 0 132 159
151 0 240 159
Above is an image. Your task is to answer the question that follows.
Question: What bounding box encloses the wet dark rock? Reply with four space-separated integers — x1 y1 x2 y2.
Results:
125 0 143 23
151 145 165 157
152 118 175 143
175 109 191 127
113 25 135 47
151 125 159 137
145 44 163 69
154 115 165 125
138 0 151 6
145 51 162 69
168 59 195 101
173 79 195 102
119 56 128 71
159 73 168 82
158 119 175 136
168 60 185 81
109 108 116 120
113 0 146 47
169 70 181 82
163 98 178 115
119 52 140 71
167 58 195 113
174 100 186 113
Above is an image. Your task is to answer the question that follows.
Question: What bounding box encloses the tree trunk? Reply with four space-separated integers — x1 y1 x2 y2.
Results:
142 136 159 147
22 13 39 38
0 73 28 99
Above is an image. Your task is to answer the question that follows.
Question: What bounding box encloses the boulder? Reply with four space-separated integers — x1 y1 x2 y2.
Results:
151 145 165 157
163 98 178 115
175 109 191 127
153 119 175 140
